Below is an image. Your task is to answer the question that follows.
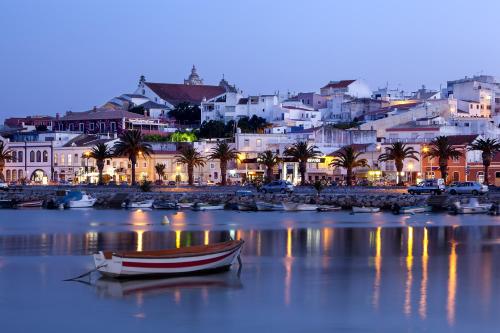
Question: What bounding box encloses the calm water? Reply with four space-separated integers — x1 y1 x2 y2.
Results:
1 209 500 332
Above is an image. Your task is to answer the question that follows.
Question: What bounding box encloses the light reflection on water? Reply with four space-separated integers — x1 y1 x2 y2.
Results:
2 210 500 332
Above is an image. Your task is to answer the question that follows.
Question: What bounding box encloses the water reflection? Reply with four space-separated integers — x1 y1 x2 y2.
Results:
419 228 428 319
447 239 457 326
404 227 413 316
372 227 381 310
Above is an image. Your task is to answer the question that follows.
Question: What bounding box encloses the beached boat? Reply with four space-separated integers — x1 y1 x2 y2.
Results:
237 203 257 211
63 191 96 208
451 198 492 215
16 200 44 208
317 205 342 212
177 202 194 209
283 202 318 211
192 203 225 211
122 199 154 209
352 206 380 213
256 202 284 211
392 205 431 215
152 200 178 210
93 240 244 278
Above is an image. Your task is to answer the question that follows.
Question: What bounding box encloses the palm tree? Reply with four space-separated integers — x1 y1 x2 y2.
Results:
378 142 419 185
113 130 152 185
89 142 114 185
0 141 12 181
154 163 166 184
329 146 368 186
209 141 238 186
257 150 280 183
284 141 321 186
424 136 463 184
467 138 500 185
176 146 205 185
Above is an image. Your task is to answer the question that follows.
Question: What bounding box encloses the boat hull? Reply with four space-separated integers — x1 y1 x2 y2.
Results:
256 202 284 211
16 200 44 208
192 204 225 211
94 241 243 278
67 199 96 208
352 207 380 213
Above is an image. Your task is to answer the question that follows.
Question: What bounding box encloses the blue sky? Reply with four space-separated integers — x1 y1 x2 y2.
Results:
1 0 499 118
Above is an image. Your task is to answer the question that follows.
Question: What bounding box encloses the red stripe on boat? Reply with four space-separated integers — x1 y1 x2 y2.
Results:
122 250 237 269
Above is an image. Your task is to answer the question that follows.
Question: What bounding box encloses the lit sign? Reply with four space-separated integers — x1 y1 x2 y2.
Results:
307 158 325 163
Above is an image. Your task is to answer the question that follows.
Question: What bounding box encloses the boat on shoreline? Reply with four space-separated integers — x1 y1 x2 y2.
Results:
317 205 342 212
177 202 194 209
57 191 96 208
192 203 225 211
392 205 432 215
283 202 318 211
0 199 15 209
93 240 244 278
237 203 257 211
122 199 154 209
152 200 178 210
451 198 492 214
16 200 44 208
256 202 284 211
352 206 380 213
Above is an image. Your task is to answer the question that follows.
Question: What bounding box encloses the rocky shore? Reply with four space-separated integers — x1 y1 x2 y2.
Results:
1 186 498 210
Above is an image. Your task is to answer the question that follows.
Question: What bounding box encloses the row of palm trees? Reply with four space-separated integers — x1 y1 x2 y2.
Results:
1 130 499 186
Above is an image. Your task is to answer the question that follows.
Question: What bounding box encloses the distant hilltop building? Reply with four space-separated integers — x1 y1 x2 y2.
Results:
135 65 237 108
184 65 204 85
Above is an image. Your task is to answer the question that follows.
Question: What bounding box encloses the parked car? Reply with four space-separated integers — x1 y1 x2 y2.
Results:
408 179 445 195
167 180 177 186
259 180 294 194
0 182 8 190
446 181 489 195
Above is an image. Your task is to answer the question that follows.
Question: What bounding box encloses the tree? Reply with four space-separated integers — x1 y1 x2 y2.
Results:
284 141 321 186
209 141 238 186
89 143 114 185
378 142 419 185
257 150 280 183
329 146 368 186
237 115 269 133
113 130 153 185
313 180 324 197
467 138 500 185
176 146 205 185
0 141 12 181
170 131 197 142
424 136 463 184
154 163 166 184
168 102 201 125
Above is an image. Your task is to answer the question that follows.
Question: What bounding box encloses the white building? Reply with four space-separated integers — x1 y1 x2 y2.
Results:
447 75 499 118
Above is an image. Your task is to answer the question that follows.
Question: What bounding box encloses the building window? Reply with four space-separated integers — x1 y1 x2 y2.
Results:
74 154 78 164
256 139 262 147
11 170 17 182
18 151 23 163
210 163 215 170
36 151 41 162
30 151 35 162
110 122 116 132
42 151 48 162
244 139 250 147
107 160 110 166
5 170 10 182
54 153 58 166
89 123 94 131
69 124 74 131
67 154 72 165
18 170 23 179
11 151 17 163
61 154 65 166
79 123 84 132
100 122 105 132
453 171 459 182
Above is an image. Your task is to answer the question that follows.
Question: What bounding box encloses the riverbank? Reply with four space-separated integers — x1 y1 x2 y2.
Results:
1 185 498 210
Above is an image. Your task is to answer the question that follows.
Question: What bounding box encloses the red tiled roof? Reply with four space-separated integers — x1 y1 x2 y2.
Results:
58 108 145 121
145 82 225 105
321 80 356 89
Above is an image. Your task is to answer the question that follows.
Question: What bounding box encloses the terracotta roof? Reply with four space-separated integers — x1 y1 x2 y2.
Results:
144 82 226 105
58 108 145 121
321 80 356 89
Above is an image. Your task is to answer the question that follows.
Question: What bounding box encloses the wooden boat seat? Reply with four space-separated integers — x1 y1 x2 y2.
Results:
111 240 244 259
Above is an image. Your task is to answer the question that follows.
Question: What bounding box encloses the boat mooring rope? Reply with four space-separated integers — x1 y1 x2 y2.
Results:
63 264 107 282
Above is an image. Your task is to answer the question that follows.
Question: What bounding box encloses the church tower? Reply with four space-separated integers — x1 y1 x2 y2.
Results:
184 65 204 85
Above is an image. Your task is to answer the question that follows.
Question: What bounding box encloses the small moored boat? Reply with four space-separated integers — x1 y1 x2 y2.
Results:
63 191 96 208
392 204 431 215
16 200 44 208
93 240 244 278
283 202 318 211
451 198 492 215
256 202 284 211
237 203 257 211
192 203 225 211
352 206 380 213
122 199 154 209
177 202 194 209
317 205 342 212
153 200 178 210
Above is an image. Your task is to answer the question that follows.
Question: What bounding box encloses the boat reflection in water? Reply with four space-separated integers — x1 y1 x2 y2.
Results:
95 273 243 299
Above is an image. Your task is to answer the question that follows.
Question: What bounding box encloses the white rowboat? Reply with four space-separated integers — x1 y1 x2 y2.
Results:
93 240 244 278
352 206 380 213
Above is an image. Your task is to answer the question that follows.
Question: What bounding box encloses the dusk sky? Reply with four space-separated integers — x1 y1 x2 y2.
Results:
1 0 499 119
